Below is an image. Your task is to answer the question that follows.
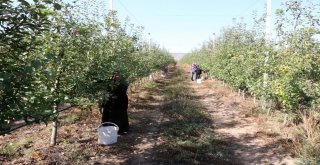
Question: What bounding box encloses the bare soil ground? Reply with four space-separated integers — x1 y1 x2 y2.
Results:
0 66 299 165
189 76 299 165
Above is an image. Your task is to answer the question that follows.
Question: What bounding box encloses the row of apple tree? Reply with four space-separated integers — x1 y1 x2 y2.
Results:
0 0 175 130
181 0 320 113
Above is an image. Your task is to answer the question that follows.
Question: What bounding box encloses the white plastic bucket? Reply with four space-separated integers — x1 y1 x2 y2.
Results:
97 122 119 145
196 79 202 84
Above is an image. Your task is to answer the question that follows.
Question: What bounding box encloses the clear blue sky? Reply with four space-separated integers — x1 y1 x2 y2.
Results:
110 0 288 53
70 0 294 53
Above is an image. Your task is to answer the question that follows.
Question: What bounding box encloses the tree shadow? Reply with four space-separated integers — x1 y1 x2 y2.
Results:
93 68 296 165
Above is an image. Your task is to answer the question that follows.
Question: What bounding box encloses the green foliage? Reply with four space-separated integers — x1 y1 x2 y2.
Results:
181 3 320 162
1 0 60 125
0 0 174 131
181 0 320 113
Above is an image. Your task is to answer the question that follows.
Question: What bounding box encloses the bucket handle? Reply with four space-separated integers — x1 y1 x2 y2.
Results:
98 122 119 129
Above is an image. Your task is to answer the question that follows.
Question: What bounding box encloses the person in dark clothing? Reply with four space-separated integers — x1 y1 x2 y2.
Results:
190 63 197 81
162 65 169 76
101 71 129 134
195 67 202 79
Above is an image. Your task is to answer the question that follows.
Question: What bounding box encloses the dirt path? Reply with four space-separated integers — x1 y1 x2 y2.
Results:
119 67 299 164
92 79 169 164
0 66 299 165
0 74 170 165
188 76 298 164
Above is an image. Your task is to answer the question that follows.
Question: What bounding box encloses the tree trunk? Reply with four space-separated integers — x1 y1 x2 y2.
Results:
50 105 58 146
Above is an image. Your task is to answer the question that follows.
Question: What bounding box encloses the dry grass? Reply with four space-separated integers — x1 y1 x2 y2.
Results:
292 110 320 164
156 68 234 164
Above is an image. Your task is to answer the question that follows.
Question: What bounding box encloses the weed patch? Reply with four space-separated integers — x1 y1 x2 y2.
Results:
0 138 33 159
293 110 320 164
157 68 232 164
62 114 80 124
